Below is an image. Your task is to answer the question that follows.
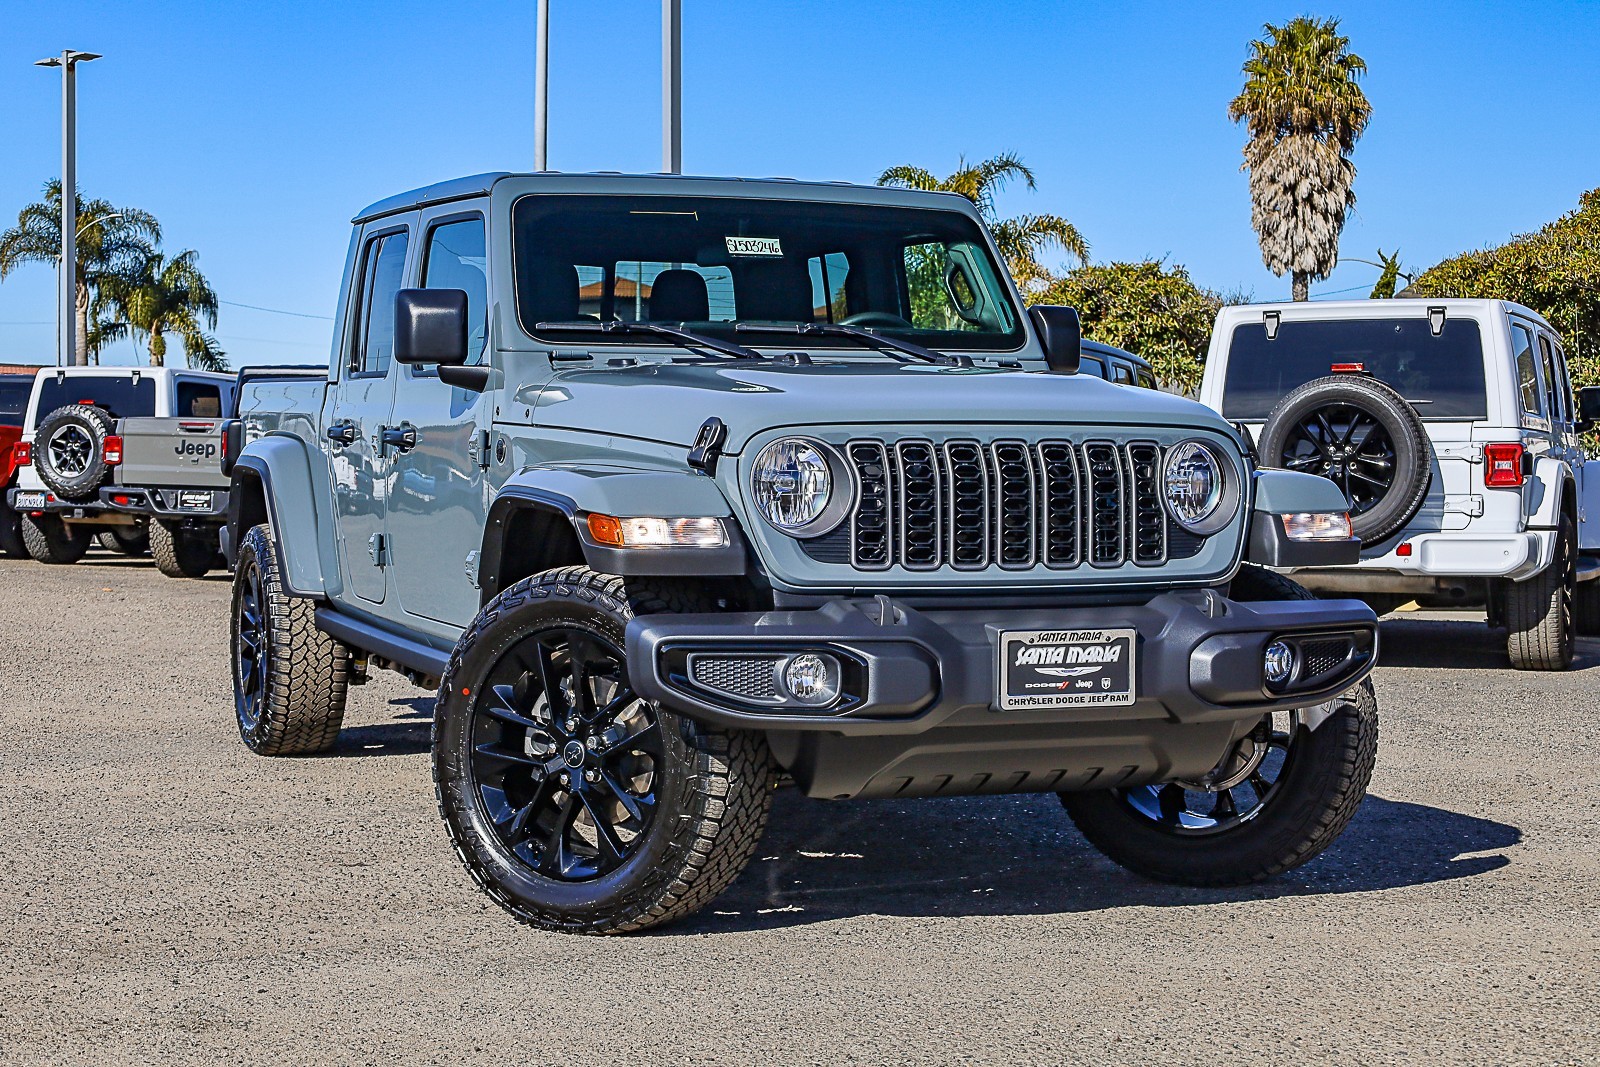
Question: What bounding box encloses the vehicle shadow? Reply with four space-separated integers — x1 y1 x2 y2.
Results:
1377 615 1600 671
319 699 435 757
678 790 1519 934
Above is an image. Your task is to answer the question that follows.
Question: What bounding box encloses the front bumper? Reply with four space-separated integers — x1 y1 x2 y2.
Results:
626 591 1378 799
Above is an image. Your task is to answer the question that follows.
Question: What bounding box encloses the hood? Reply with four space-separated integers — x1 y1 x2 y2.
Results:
527 360 1232 452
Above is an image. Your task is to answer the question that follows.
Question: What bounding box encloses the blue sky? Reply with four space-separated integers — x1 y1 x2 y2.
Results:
2 0 1597 369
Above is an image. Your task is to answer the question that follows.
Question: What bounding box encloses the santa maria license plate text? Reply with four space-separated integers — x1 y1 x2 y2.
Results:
997 628 1136 710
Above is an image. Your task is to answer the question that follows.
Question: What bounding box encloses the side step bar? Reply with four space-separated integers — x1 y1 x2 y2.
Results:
314 606 452 682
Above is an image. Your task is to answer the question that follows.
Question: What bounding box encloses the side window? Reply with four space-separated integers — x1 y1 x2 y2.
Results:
903 242 969 332
175 381 222 418
807 252 851 322
1555 341 1576 424
1137 370 1158 390
1079 355 1108 380
1537 335 1567 424
614 262 734 322
349 230 410 378
421 217 488 367
1111 362 1135 385
1511 323 1542 419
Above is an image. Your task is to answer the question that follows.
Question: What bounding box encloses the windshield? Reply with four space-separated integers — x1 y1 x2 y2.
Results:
1221 317 1488 420
512 195 1023 352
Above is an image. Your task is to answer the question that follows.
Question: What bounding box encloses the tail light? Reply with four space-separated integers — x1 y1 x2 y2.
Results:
15 441 30 466
103 435 123 466
1484 442 1526 487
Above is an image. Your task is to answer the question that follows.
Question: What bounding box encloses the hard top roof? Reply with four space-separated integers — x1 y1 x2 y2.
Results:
351 171 971 224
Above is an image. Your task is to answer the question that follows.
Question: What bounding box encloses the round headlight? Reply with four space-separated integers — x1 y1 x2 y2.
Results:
1163 440 1230 534
750 438 847 535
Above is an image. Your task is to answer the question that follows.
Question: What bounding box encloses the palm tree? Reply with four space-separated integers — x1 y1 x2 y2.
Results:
877 153 1088 291
1228 17 1371 301
94 250 227 370
0 180 160 363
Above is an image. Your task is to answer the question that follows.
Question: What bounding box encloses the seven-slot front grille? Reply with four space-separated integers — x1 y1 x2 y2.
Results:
831 438 1178 572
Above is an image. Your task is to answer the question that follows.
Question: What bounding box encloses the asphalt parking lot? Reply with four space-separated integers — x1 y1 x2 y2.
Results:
1 551 1596 1066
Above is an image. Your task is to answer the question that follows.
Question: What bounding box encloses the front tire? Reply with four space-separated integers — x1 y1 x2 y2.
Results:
151 519 214 578
1062 564 1379 886
1504 514 1575 670
20 513 89 564
231 524 349 754
433 566 773 935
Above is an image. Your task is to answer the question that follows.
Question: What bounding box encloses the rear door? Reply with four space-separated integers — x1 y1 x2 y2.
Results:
384 208 494 628
328 220 412 606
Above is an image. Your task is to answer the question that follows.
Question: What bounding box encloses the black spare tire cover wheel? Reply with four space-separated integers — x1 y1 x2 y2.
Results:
1259 374 1432 546
33 404 117 502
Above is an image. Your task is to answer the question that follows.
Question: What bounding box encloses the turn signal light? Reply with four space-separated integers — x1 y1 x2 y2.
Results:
586 513 729 549
103 435 123 466
14 441 30 465
1483 442 1526 487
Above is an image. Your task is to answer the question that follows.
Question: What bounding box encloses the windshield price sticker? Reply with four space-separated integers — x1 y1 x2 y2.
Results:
724 236 783 258
998 628 1136 710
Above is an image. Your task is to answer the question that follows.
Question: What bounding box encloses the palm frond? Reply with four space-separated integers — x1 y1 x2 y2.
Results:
876 165 940 191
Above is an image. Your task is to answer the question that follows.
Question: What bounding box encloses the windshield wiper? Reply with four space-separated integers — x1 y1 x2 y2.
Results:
534 319 765 361
735 321 968 367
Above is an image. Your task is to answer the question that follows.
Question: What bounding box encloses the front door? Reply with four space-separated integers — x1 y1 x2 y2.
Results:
385 212 493 628
331 224 410 605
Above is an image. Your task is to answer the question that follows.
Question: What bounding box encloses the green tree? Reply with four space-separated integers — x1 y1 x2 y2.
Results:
1229 17 1371 301
1367 248 1408 299
94 250 227 370
0 180 161 364
877 153 1088 292
1413 187 1600 384
1033 260 1221 395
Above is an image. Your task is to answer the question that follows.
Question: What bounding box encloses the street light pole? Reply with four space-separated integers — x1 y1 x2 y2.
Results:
662 0 681 173
36 49 101 367
534 0 550 170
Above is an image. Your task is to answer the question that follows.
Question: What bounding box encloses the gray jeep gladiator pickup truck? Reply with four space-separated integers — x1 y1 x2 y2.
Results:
226 172 1379 934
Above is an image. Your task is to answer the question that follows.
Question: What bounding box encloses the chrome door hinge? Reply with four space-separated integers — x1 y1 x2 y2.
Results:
468 429 492 470
465 549 481 589
368 532 388 567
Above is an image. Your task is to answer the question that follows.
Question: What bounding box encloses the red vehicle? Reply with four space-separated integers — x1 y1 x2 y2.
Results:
0 372 36 558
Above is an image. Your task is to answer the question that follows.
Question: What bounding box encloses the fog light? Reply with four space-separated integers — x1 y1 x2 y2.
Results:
782 653 840 706
1264 641 1296 686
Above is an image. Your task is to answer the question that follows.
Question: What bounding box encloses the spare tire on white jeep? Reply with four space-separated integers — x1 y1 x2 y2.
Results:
32 404 118 502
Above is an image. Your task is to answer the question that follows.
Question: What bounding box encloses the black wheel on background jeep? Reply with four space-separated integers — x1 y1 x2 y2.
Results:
231 524 349 754
1061 564 1378 886
151 519 213 578
433 566 774 935
20 513 90 565
96 527 150 556
32 404 117 502
1259 375 1432 545
1504 513 1576 670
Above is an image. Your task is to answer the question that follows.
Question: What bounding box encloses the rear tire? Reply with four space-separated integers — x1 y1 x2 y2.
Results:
97 527 150 556
231 524 349 755
0 499 24 559
1505 514 1576 670
20 513 89 564
151 519 213 578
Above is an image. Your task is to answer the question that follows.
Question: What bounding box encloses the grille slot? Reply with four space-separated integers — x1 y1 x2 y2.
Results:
688 655 780 701
1298 637 1353 682
823 437 1186 572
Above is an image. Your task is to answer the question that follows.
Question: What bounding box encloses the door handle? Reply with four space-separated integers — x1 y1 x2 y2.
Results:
381 425 418 453
326 422 358 446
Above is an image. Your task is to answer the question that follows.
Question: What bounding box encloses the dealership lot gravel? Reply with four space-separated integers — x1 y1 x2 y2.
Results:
1 552 1596 1065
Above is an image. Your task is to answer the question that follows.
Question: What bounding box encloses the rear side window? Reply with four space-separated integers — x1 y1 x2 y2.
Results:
1537 334 1566 423
1510 324 1541 418
175 381 222 418
350 230 410 377
1222 317 1489 420
33 375 157 420
0 379 32 423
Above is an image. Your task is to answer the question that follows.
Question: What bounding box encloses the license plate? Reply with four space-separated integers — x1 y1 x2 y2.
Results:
13 492 46 510
177 490 213 511
997 628 1136 710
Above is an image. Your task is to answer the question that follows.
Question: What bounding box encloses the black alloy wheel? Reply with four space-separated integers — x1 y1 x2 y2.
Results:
471 625 660 881
1117 711 1299 835
234 553 268 736
1277 404 1397 517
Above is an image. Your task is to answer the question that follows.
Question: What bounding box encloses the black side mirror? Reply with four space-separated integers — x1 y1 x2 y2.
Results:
1028 304 1081 374
394 288 469 366
1579 386 1600 431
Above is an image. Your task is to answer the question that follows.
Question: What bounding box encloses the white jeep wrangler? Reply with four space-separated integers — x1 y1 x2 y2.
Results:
1200 299 1600 670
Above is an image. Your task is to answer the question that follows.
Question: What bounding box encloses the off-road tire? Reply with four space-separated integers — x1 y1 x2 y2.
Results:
1063 564 1379 886
151 519 213 579
1505 514 1576 670
33 404 116 502
0 499 23 559
231 524 349 754
1260 375 1432 546
20 513 89 564
433 566 774 935
96 527 150 556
